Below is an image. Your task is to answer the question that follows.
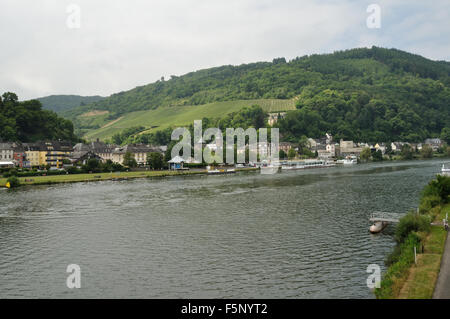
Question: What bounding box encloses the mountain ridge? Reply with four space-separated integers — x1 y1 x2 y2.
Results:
56 46 450 142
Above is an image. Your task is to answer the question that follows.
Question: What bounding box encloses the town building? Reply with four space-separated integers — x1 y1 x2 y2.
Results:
112 144 162 165
23 143 42 167
374 143 386 154
339 139 363 156
0 143 14 162
46 141 72 168
13 144 26 168
279 142 293 154
267 112 286 126
424 138 443 151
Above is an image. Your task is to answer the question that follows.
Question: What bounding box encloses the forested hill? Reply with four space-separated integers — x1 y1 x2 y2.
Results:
0 92 78 143
66 46 450 142
38 95 104 113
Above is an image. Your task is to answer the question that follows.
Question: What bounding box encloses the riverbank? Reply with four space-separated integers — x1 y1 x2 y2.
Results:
397 205 448 298
375 175 450 299
0 167 259 188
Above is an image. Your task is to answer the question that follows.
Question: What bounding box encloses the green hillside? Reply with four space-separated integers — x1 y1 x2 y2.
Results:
83 99 295 141
64 46 450 143
0 92 78 142
38 95 104 113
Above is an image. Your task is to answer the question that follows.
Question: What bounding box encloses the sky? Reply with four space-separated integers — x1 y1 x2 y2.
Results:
0 0 449 100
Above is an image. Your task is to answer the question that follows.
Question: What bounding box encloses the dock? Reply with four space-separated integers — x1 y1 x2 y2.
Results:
369 211 400 223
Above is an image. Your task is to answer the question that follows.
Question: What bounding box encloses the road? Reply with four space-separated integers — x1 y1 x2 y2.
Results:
433 231 450 299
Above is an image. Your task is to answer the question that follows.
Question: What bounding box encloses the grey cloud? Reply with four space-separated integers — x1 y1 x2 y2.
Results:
0 0 448 100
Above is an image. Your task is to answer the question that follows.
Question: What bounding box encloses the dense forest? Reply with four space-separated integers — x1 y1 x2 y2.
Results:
0 92 78 142
63 47 450 143
38 95 104 113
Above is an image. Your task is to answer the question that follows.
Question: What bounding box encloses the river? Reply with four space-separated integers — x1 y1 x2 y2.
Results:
0 159 445 298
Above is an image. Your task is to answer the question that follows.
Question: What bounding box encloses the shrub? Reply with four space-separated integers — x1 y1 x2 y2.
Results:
394 212 431 243
423 175 450 203
6 176 21 188
419 195 442 214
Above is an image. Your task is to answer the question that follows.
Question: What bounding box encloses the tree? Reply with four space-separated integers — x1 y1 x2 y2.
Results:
400 144 414 160
123 152 137 167
420 144 433 159
279 150 287 159
372 150 383 161
85 158 101 172
385 143 393 155
441 127 450 145
360 147 371 162
147 152 163 170
288 148 297 160
298 135 310 154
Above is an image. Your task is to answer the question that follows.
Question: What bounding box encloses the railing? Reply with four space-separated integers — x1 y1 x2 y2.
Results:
369 211 401 223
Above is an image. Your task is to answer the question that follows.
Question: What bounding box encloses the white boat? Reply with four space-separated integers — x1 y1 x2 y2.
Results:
343 159 357 165
442 164 450 176
369 221 389 233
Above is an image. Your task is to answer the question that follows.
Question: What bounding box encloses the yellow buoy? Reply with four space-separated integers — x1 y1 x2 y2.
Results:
5 182 11 189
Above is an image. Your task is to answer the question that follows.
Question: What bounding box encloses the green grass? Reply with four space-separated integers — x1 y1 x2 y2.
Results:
0 170 205 187
0 167 259 187
397 225 447 299
82 99 295 141
376 204 449 299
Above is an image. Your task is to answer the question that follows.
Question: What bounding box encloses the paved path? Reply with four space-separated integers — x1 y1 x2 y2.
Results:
433 230 450 299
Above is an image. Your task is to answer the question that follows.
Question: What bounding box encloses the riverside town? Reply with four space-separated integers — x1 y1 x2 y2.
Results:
1 1 450 312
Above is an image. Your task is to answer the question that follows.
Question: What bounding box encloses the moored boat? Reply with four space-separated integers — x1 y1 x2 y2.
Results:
369 221 389 233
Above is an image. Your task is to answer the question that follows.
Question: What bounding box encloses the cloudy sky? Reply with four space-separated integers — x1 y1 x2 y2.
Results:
1 0 449 100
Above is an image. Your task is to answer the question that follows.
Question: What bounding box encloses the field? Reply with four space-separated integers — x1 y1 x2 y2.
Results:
0 170 205 187
81 99 295 141
0 167 259 188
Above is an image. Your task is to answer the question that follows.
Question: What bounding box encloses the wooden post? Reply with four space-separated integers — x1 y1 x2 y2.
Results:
414 246 417 265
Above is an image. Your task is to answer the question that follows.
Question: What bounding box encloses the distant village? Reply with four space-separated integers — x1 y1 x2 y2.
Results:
0 134 446 170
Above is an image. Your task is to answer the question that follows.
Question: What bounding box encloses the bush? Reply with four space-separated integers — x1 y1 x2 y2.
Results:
2 168 17 178
419 195 442 214
422 175 450 203
394 212 431 243
6 176 20 188
67 166 82 174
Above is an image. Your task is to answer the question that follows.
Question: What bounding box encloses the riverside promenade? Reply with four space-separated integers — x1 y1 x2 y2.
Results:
433 231 450 299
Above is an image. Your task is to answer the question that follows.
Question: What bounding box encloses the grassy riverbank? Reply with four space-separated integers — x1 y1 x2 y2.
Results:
397 209 448 299
0 167 259 188
375 176 450 299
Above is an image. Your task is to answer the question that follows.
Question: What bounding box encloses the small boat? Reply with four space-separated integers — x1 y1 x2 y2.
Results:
343 159 357 165
207 167 236 175
369 221 389 233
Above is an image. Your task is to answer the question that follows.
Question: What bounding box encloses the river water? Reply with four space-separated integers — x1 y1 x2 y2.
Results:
0 159 445 298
